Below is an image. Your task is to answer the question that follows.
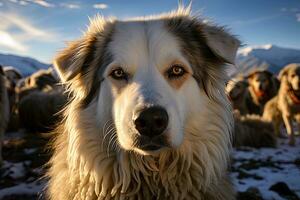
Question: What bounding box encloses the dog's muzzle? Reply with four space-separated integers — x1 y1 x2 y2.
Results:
133 106 169 151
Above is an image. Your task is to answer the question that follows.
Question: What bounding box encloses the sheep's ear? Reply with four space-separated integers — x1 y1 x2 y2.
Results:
202 25 240 64
53 39 85 83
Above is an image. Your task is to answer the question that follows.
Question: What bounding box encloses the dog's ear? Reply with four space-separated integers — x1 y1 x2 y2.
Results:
278 66 290 80
246 71 256 81
263 70 273 78
54 39 87 83
202 25 240 64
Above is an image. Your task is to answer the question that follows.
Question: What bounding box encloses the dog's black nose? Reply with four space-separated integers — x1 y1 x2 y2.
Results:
134 106 168 137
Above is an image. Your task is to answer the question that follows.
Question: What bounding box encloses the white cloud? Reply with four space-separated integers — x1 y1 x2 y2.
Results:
1 13 56 40
296 13 300 22
93 3 108 9
291 8 299 12
19 1 28 6
0 12 59 52
29 0 54 8
7 0 55 7
281 8 287 12
231 14 282 26
60 3 80 9
0 31 27 52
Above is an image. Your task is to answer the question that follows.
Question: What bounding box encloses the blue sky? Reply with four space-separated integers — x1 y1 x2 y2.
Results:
0 0 299 63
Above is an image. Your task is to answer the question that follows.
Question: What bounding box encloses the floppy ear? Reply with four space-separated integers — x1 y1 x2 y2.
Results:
263 70 273 78
278 66 290 80
54 36 103 99
202 25 240 64
54 39 87 83
246 71 256 81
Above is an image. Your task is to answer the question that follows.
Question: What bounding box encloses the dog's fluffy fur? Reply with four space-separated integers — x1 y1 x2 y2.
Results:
263 63 300 145
0 65 10 164
246 70 279 115
226 76 250 115
233 112 276 148
47 8 240 199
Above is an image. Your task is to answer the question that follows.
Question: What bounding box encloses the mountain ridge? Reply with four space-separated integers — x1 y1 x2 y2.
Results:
233 44 300 76
0 53 50 76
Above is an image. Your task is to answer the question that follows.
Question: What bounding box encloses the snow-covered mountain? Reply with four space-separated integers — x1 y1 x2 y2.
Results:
231 44 300 76
0 53 50 76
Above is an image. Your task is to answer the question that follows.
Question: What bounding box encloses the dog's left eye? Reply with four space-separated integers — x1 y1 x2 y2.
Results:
110 68 128 80
167 64 186 79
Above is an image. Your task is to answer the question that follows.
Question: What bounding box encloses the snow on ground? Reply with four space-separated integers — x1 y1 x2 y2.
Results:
0 178 45 200
232 138 300 200
0 130 49 200
0 130 299 200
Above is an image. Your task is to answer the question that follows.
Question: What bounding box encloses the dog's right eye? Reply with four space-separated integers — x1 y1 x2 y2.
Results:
110 68 128 80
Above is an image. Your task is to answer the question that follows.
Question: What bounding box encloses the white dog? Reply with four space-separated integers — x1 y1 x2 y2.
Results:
47 7 240 200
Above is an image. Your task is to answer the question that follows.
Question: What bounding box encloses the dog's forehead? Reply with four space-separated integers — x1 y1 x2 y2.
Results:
108 20 183 70
291 66 300 75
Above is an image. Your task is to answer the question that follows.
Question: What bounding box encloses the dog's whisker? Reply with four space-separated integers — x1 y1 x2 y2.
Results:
107 131 117 157
101 121 115 152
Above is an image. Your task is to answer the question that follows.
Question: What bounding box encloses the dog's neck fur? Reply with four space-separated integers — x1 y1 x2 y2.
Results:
288 86 300 105
249 85 269 105
48 98 234 200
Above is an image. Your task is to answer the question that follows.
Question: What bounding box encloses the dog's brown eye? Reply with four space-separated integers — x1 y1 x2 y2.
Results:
167 65 186 79
110 68 128 80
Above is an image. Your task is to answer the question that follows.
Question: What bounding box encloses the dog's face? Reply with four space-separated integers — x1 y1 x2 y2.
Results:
281 64 300 92
226 79 248 100
103 22 199 154
248 71 272 95
54 12 240 155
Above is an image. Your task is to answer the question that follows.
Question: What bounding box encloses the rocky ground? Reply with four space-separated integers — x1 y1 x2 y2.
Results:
0 131 299 200
232 138 300 200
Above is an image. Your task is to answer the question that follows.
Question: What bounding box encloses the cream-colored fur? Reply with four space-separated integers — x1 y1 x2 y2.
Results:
47 7 240 200
263 63 300 145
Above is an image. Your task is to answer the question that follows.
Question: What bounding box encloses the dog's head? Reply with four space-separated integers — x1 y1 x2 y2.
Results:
28 69 58 90
54 10 240 156
247 70 273 97
279 63 300 92
3 67 22 89
226 78 248 100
